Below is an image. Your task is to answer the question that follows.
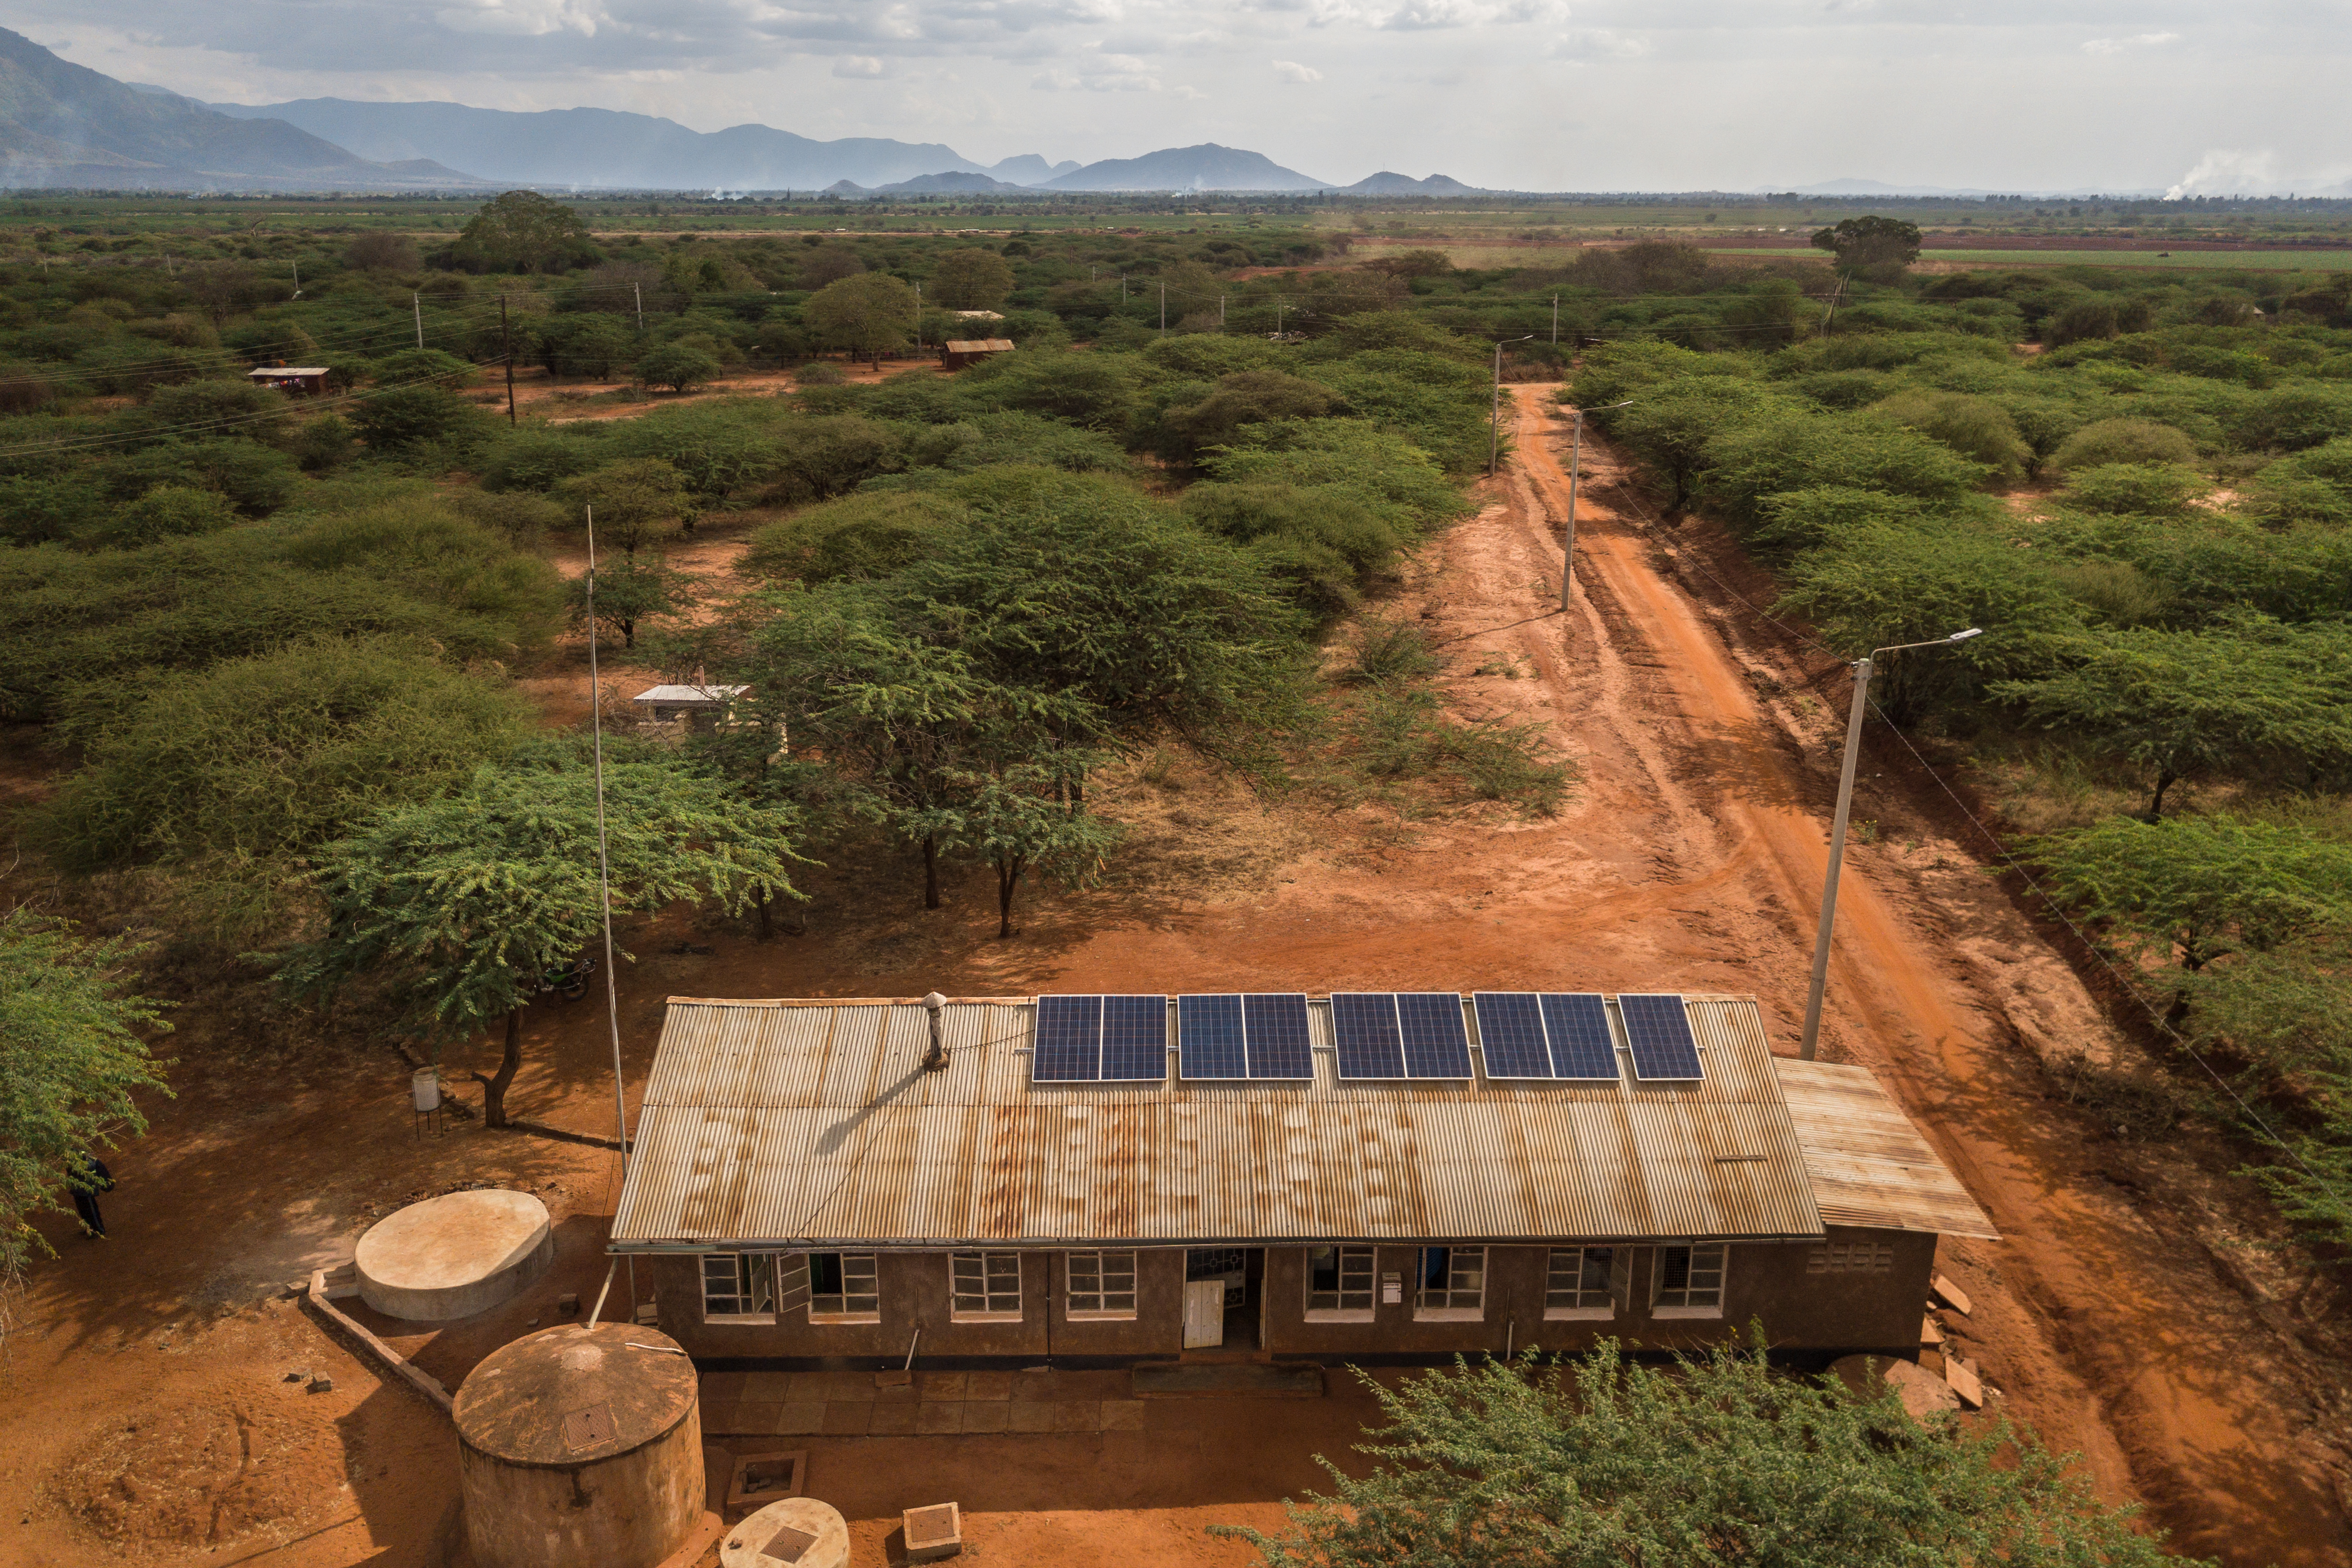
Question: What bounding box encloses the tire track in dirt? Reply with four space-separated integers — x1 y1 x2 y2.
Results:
1507 384 2347 1565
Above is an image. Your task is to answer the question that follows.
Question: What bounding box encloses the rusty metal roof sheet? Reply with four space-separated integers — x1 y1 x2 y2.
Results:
942 339 1015 352
1771 1059 2000 1240
610 995 1915 1250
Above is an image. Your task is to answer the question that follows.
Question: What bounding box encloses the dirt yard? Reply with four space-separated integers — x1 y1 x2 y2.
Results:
3 385 2347 1566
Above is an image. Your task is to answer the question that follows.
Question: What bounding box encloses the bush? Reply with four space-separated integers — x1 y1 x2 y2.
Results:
2061 462 2208 517
345 231 421 271
32 636 533 873
2048 417 2199 472
370 348 476 388
352 384 485 450
741 491 969 583
1866 389 2034 480
1701 411 1990 535
794 361 845 385
637 341 724 393
133 377 289 443
99 439 300 516
2228 383 2352 452
84 486 238 550
481 429 602 491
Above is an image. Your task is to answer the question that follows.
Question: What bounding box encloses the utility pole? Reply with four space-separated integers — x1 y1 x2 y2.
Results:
1219 293 1226 327
1798 629 1984 1059
1275 299 1285 337
412 291 424 350
291 260 301 300
633 281 644 331
1159 279 1165 336
1550 294 1558 344
1487 335 1531 477
501 294 517 426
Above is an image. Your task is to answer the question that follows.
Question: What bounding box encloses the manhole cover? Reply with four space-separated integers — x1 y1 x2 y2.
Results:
760 1523 818 1565
905 1503 959 1546
560 1401 617 1451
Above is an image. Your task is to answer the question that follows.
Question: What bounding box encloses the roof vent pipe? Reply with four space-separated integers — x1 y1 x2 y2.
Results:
920 991 949 1072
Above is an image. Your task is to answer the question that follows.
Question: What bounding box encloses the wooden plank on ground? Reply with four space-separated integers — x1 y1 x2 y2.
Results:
1944 1355 1985 1409
1920 1314 1945 1347
1931 1273 1973 1316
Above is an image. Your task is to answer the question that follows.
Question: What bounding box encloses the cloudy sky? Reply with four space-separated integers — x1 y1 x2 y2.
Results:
25 1 2352 191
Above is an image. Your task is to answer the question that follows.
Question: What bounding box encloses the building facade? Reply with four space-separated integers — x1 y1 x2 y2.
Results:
612 995 1993 1369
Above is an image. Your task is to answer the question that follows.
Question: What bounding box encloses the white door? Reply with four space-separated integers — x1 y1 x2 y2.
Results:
1183 1280 1225 1348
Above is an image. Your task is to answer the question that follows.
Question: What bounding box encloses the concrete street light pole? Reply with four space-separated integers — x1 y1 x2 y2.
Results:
1488 335 1534 477
1798 628 1985 1060
1559 399 1631 613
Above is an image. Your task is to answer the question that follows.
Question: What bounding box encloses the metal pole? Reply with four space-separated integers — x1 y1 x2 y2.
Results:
633 282 644 331
1489 340 1503 476
1561 408 1582 612
1159 280 1166 336
501 295 516 425
1551 294 1557 344
413 291 423 350
584 502 634 1202
1799 657 1874 1061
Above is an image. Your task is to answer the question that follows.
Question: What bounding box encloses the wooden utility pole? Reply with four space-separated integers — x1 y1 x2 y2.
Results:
412 291 424 350
501 294 517 425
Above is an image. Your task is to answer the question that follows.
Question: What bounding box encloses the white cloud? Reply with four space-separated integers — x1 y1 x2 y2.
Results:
832 55 886 76
2083 31 2180 55
1554 28 1650 59
1308 0 1569 29
433 0 603 37
1272 58 1322 80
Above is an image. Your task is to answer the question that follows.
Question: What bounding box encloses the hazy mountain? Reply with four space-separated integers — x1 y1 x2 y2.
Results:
876 171 1031 194
0 28 475 189
1044 143 1329 192
1343 171 1480 195
985 154 1080 184
213 97 989 191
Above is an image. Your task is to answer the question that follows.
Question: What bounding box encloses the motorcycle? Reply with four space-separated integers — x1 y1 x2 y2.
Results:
538 955 597 1002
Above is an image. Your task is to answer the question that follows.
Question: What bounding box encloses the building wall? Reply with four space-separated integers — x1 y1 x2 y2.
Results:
644 1227 1936 1366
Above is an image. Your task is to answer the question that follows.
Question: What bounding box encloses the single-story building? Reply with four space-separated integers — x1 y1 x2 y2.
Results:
952 310 1005 323
247 366 330 396
631 682 749 728
612 991 1995 1369
938 338 1014 371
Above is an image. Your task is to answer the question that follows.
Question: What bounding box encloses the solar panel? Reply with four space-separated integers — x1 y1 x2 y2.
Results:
1330 992 1406 1079
1177 994 1247 1080
1100 995 1169 1080
1032 994 1102 1082
1618 993 1703 1081
1472 993 1553 1079
1396 993 1474 1078
1540 993 1620 1080
1243 993 1315 1080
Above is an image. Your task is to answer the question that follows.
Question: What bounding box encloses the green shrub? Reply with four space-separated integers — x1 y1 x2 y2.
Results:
637 341 724 393
2229 383 2352 452
2048 417 2199 472
369 347 477 388
1701 411 1990 535
98 439 299 516
741 491 969 583
83 486 238 550
1866 389 2034 480
2060 463 2208 517
481 429 603 491
353 384 485 450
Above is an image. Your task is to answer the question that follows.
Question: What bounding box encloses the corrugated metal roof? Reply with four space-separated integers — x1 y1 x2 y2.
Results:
610 994 1906 1250
942 339 1015 352
1772 1059 2000 1240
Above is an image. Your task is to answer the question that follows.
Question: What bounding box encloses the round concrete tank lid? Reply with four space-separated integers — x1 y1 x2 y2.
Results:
355 1188 551 1313
455 1323 697 1468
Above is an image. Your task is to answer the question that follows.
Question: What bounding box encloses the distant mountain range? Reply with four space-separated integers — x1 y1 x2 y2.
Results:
0 27 474 189
0 27 1481 196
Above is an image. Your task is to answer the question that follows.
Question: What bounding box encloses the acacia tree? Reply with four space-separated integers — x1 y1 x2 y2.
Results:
1992 617 2352 818
1809 215 1923 280
930 248 1016 311
556 458 692 556
0 912 171 1283
448 191 602 275
279 748 803 1127
570 554 688 650
1220 1341 2195 1568
805 273 918 367
919 755 1123 938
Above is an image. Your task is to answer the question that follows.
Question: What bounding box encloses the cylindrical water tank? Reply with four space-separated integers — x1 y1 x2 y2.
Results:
412 1068 442 1112
454 1323 704 1568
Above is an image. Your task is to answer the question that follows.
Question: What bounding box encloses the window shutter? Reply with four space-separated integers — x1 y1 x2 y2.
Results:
1610 1247 1634 1308
775 1251 812 1318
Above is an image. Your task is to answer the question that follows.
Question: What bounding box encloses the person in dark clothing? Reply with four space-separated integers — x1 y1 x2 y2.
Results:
71 1153 114 1239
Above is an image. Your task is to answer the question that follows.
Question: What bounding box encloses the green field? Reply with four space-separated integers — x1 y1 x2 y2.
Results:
1712 245 2352 272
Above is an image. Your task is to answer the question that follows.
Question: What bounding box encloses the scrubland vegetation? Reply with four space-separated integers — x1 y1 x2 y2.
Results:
1566 257 2352 1253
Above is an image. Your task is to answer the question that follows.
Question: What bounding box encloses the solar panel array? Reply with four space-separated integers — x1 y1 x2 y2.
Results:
1030 991 1700 1084
1031 995 1169 1083
1617 994 1704 1081
1331 993 1473 1080
1176 993 1316 1080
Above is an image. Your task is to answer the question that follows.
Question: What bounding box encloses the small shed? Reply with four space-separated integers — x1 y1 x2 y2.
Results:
248 366 329 396
938 338 1015 371
952 310 1004 322
632 683 748 727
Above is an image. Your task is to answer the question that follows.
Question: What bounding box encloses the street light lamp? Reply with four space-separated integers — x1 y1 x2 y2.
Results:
1558 399 1632 613
1487 335 1534 477
1797 628 1986 1060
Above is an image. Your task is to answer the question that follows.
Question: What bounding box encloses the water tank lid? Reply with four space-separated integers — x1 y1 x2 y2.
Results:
454 1323 696 1468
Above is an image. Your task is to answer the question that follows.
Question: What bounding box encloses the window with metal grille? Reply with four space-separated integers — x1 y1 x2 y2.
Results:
1414 1246 1485 1318
807 1251 880 1321
1304 1245 1376 1319
950 1251 1023 1320
1065 1250 1138 1319
1544 1246 1616 1319
1653 1243 1727 1316
701 1252 775 1321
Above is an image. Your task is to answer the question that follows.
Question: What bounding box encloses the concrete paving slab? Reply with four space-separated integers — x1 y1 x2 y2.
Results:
820 1402 874 1435
1132 1362 1325 1398
1099 1400 1147 1431
916 1371 969 1401
916 1402 965 1435
795 1370 877 1402
866 1401 920 1434
964 1371 1014 1401
743 1371 793 1402
1007 1401 1058 1433
1050 1401 1097 1433
774 1402 827 1436
701 1372 750 1404
959 1401 1009 1434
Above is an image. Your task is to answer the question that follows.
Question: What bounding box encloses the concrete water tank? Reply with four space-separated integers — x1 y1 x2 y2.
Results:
454 1322 705 1568
355 1188 554 1321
